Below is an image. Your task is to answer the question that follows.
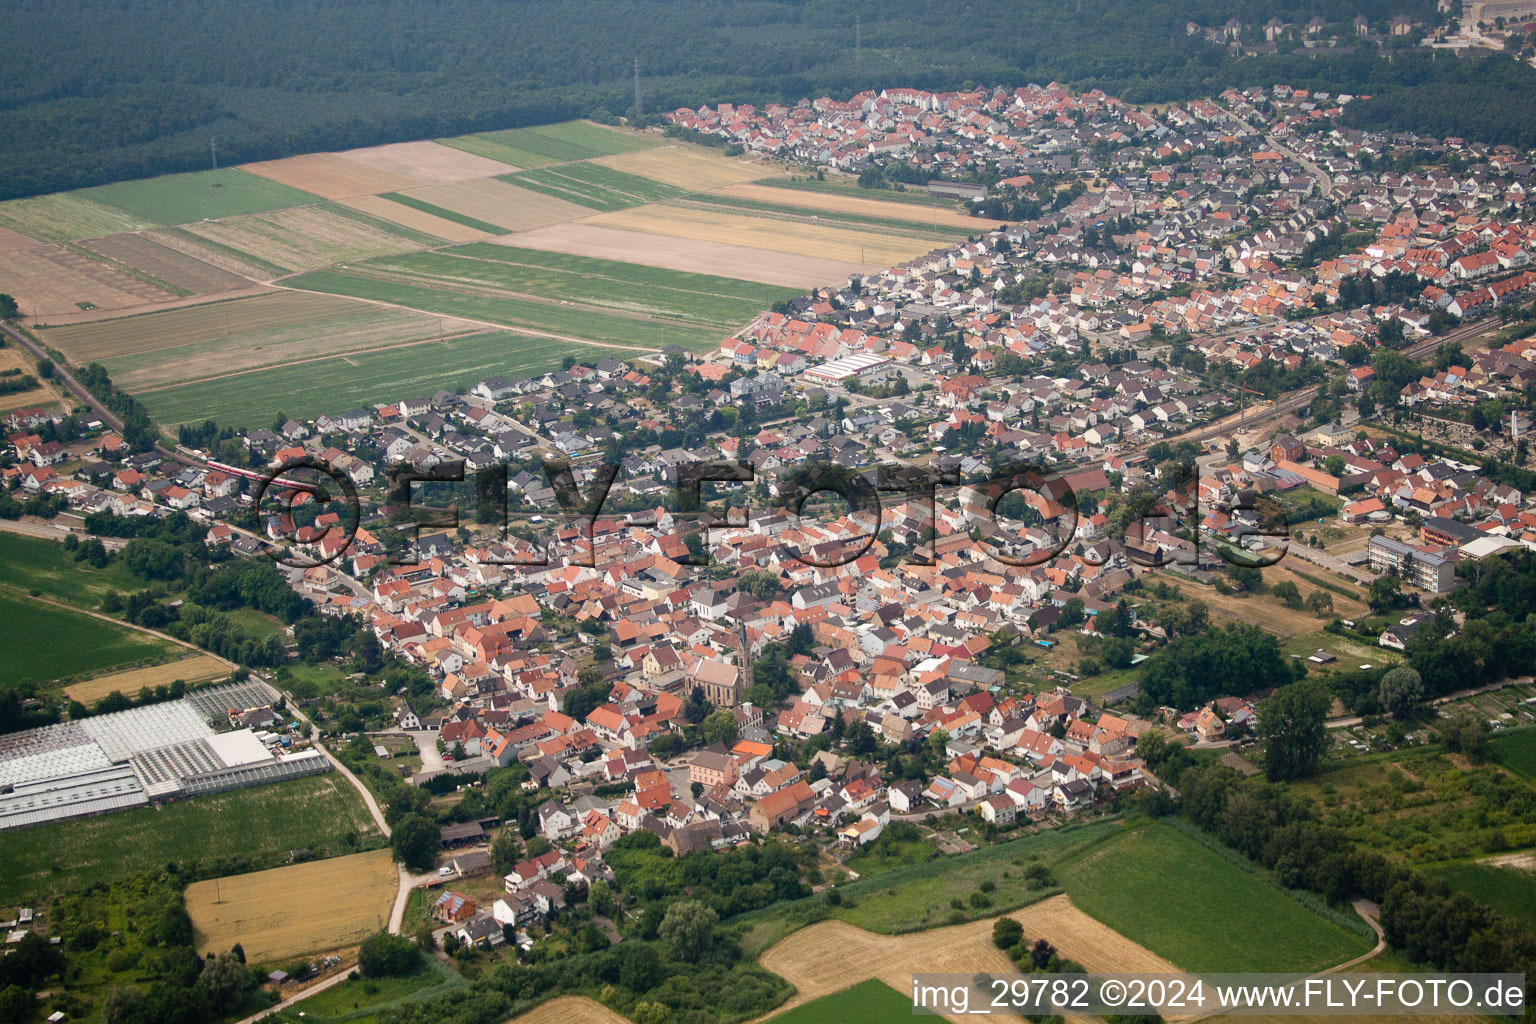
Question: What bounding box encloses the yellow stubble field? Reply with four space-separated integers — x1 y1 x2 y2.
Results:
186 848 399 963
584 203 938 267
589 147 781 189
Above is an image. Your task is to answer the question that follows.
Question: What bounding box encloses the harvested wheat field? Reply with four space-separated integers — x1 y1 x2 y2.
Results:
713 183 999 229
586 204 932 268
339 195 487 243
0 347 64 413
43 290 471 390
64 654 231 706
187 848 398 963
493 224 872 288
339 140 517 183
512 996 632 1024
590 147 778 190
0 225 44 253
179 204 430 275
44 290 370 362
82 233 252 293
400 178 589 232
0 193 153 245
0 245 175 318
756 894 1179 1024
241 153 418 200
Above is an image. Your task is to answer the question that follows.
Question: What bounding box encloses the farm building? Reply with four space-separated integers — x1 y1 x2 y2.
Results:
0 681 329 832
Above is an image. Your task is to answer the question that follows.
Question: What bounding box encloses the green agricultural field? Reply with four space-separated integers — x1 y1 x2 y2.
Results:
379 192 511 234
1427 860 1536 931
500 163 684 211
0 532 146 610
78 167 320 225
1056 821 1372 973
0 773 383 903
360 245 799 328
1488 728 1536 781
683 192 976 239
439 120 658 168
284 269 724 350
767 980 910 1024
0 192 153 244
137 329 645 429
0 591 174 689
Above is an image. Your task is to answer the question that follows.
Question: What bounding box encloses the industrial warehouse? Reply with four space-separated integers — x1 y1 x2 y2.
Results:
0 680 330 832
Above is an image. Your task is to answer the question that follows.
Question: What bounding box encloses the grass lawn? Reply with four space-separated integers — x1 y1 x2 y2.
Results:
137 328 641 429
0 773 383 903
1488 727 1536 781
0 531 146 609
78 168 320 225
766 979 910 1024
0 590 173 689
1426 860 1536 932
284 268 724 350
1056 820 1371 973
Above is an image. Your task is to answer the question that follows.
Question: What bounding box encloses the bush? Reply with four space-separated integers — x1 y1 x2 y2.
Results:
357 932 420 978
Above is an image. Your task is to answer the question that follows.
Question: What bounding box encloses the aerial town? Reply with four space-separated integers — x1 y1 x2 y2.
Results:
4 47 1536 1024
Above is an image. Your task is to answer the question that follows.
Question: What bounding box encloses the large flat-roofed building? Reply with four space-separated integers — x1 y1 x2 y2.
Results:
0 680 329 832
1367 534 1459 595
802 353 891 385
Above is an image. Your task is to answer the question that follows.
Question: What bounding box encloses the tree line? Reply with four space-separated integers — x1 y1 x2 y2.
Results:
4 0 1528 201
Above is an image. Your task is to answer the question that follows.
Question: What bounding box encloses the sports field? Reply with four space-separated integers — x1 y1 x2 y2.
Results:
437 120 660 169
282 269 723 350
0 592 173 688
79 168 320 225
136 329 641 428
63 654 231 706
0 773 382 902
187 848 399 963
1056 821 1372 973
350 244 800 328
